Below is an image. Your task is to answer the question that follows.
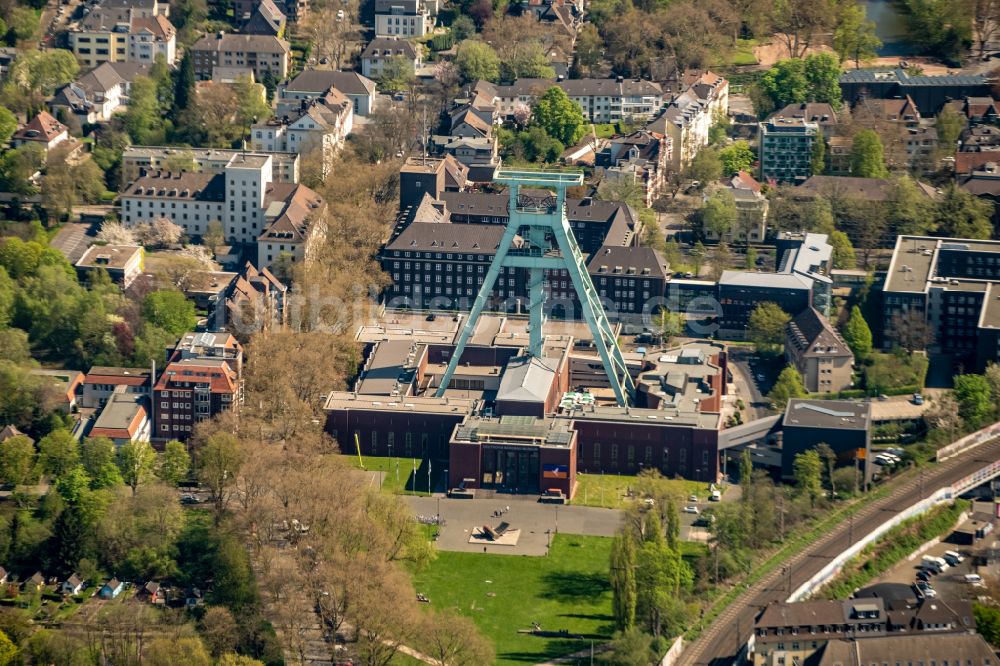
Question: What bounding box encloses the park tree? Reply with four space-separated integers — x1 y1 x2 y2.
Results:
793 449 823 508
116 439 156 496
686 147 723 185
197 432 246 521
934 184 994 239
850 129 888 177
708 241 733 281
887 309 934 354
748 302 791 356
757 54 842 111
771 0 839 59
3 49 79 112
533 86 586 146
899 0 973 64
0 434 36 487
610 529 637 630
768 365 807 409
815 443 837 499
811 129 826 175
419 611 495 666
954 374 993 429
888 176 936 236
574 23 604 77
145 637 212 666
142 290 196 336
700 188 737 238
829 230 856 269
157 440 191 485
81 437 124 489
233 74 272 131
454 40 500 83
376 56 417 93
718 140 754 176
690 241 706 276
833 1 881 66
843 306 873 357
0 107 15 146
37 429 80 478
652 309 685 344
123 76 163 145
935 104 964 155
183 81 239 146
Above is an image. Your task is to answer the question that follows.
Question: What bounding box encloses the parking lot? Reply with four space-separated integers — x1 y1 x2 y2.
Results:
861 510 992 603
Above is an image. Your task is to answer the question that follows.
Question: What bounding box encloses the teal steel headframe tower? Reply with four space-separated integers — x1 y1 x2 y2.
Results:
434 168 636 405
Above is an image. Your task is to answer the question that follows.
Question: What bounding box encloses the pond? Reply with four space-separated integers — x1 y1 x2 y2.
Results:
860 0 915 57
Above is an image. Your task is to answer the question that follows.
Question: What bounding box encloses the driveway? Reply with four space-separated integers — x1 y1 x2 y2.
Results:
727 347 770 421
405 495 623 556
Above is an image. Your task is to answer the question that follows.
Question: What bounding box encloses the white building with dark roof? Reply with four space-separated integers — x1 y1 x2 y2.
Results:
50 62 152 123
646 71 729 170
374 0 436 38
190 32 290 81
360 37 420 80
472 77 665 124
280 69 377 116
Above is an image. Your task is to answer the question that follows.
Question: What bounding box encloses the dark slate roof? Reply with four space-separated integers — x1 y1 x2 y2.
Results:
122 171 225 201
385 221 507 252
586 246 668 279
785 307 852 359
284 69 376 96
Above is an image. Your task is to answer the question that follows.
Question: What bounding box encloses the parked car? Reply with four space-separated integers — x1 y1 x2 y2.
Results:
756 373 766 382
965 574 983 584
710 490 722 502
944 550 965 565
688 494 698 503
912 393 924 405
682 505 699 515
916 570 931 582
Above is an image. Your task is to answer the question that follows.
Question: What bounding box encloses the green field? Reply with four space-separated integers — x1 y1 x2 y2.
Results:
572 473 715 509
347 455 448 495
412 534 614 665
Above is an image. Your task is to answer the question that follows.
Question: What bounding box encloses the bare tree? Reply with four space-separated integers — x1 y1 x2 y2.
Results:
973 0 1000 60
887 309 934 354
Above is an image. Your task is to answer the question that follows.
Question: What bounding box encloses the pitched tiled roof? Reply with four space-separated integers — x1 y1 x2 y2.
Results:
785 307 852 358
192 33 289 54
386 221 508 252
13 111 66 143
258 183 324 244
284 69 376 96
122 171 225 201
361 37 418 60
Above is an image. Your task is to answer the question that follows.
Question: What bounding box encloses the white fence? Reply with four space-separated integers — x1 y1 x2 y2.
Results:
788 486 955 602
937 421 1000 462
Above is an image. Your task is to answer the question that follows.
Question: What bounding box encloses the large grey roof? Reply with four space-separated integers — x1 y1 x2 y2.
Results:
782 398 869 430
285 69 376 96
192 33 289 54
496 356 557 403
385 221 507 253
718 270 812 290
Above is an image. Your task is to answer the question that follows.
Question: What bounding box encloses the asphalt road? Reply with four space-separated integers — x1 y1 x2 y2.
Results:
680 435 1000 666
726 347 770 421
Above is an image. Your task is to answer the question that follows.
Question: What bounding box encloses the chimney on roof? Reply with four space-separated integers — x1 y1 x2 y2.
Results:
217 30 224 38
616 75 623 84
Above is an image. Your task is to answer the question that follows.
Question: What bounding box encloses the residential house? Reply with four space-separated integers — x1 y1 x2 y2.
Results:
646 71 729 171
241 0 285 36
141 581 161 602
0 425 32 445
153 358 241 440
705 171 768 245
234 0 307 23
120 154 327 267
758 117 818 183
50 62 152 123
784 307 854 393
374 0 436 38
946 96 1000 125
67 2 176 69
752 595 978 666
449 105 492 139
75 244 144 288
62 574 84 595
89 390 151 446
190 32 290 82
280 69 377 116
360 37 420 81
82 367 152 410
11 111 68 152
211 262 288 335
850 95 934 172
596 130 671 207
253 89 353 177
24 572 45 593
100 578 124 599
429 135 498 173
121 145 300 184
29 369 84 412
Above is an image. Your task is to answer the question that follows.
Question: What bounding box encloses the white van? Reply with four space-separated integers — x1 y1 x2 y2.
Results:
922 555 947 572
710 490 722 502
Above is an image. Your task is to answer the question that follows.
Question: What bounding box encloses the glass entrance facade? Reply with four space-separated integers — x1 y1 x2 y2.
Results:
481 446 540 493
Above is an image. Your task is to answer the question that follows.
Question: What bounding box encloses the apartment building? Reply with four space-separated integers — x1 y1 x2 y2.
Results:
280 69 377 116
74 244 144 288
374 0 437 38
473 77 665 124
121 145 299 183
360 37 421 80
596 130 672 207
252 90 353 177
67 2 176 69
119 153 326 267
153 358 240 440
883 235 1000 370
784 307 854 393
51 62 152 123
647 71 729 170
190 32 290 82
758 117 819 182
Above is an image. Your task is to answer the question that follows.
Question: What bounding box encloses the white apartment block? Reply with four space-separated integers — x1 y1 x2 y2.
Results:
374 0 437 37
647 71 729 171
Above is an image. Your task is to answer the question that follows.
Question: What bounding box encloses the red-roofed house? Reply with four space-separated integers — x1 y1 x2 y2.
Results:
153 359 240 440
12 111 68 151
82 367 153 409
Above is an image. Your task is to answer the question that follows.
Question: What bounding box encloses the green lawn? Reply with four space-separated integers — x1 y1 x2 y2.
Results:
412 534 614 665
347 455 447 495
572 473 714 509
863 352 929 394
712 38 759 67
592 123 618 139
